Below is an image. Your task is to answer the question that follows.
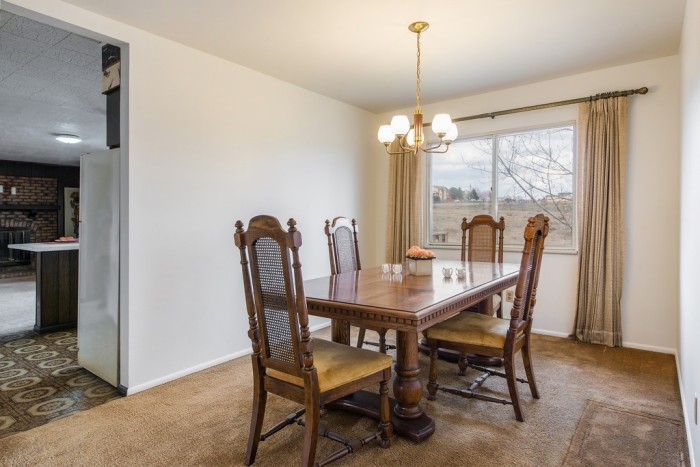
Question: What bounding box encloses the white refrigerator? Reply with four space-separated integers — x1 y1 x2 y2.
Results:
78 148 120 387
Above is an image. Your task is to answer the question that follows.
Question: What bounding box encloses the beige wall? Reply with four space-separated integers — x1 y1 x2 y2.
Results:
680 0 700 462
372 56 681 353
7 0 376 392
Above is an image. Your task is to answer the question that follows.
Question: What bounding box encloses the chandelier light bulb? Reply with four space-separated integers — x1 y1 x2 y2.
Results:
390 115 410 136
443 123 458 143
406 128 416 147
378 125 395 144
431 114 452 136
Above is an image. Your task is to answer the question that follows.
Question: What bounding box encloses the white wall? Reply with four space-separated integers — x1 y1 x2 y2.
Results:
372 56 681 353
8 0 374 392
680 0 700 462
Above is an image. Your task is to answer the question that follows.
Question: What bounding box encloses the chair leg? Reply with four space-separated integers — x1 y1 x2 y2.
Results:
356 327 367 349
457 351 468 376
522 335 539 399
504 352 524 422
378 370 393 448
245 362 267 465
378 329 387 354
301 395 320 467
427 344 439 401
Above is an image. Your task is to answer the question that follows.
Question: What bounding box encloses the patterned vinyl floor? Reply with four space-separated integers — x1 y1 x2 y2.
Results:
0 329 120 439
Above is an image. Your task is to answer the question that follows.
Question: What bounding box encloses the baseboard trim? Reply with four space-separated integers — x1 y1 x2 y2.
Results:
675 351 696 467
532 329 676 355
123 322 331 396
620 341 676 355
531 328 570 339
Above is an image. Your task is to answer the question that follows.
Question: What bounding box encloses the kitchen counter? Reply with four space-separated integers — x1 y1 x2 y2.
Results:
8 242 79 332
9 241 79 252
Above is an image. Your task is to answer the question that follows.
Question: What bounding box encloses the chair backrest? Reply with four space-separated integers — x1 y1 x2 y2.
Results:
461 215 505 263
324 216 361 274
234 215 312 378
509 214 549 330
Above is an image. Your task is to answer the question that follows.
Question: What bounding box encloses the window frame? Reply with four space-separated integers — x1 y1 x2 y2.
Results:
424 120 578 254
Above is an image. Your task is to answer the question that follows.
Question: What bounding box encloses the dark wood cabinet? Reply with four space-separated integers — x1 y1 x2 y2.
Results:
35 249 79 332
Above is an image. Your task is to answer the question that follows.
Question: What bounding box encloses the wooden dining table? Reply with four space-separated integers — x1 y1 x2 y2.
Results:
303 259 519 442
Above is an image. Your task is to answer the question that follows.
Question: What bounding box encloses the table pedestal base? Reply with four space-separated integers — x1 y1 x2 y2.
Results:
327 390 435 443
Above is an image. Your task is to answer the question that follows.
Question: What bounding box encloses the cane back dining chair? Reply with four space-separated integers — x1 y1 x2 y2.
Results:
324 217 395 353
461 215 506 318
426 214 549 421
235 215 393 466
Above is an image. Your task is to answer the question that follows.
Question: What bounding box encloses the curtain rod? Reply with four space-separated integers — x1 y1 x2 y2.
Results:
450 86 648 123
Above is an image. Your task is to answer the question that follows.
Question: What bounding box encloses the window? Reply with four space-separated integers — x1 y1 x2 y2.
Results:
428 124 575 250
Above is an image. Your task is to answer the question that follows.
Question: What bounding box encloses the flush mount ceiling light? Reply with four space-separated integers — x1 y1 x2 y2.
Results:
378 21 458 155
55 134 82 144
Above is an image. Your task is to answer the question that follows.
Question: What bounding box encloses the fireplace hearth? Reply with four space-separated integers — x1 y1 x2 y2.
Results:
0 227 31 267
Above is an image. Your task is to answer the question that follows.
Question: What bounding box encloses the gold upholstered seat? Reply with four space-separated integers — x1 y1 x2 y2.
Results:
267 338 393 393
426 312 509 350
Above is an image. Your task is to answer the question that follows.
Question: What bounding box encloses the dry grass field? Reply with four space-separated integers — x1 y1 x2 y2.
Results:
432 201 573 248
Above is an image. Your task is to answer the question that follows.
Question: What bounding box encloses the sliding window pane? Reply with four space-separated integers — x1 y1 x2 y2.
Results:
496 125 574 248
431 137 493 245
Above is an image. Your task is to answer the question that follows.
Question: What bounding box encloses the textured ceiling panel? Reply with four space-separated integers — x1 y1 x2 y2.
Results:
43 43 96 67
56 33 101 56
0 10 13 28
0 31 47 66
3 14 69 45
0 9 105 166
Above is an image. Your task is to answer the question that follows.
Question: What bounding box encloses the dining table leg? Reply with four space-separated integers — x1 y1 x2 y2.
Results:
326 325 435 442
331 318 350 346
391 331 435 441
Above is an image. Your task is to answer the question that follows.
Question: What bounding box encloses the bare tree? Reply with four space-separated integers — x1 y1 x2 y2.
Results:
464 127 574 231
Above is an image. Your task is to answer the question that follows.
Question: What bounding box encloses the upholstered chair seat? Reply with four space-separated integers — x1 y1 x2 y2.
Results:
427 313 511 351
267 338 393 393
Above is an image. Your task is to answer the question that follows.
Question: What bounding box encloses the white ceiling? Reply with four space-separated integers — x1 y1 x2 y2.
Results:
0 0 687 165
0 9 105 166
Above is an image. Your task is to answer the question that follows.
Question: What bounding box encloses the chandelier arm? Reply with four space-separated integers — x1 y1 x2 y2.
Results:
384 144 415 156
422 143 452 154
397 138 416 153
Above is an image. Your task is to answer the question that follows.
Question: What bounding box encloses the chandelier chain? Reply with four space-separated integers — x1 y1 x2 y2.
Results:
416 30 421 112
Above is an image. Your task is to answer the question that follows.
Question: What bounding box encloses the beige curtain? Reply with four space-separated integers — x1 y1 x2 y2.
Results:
574 97 628 347
386 140 423 263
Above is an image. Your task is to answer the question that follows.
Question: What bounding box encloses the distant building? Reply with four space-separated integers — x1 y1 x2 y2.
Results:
432 185 449 201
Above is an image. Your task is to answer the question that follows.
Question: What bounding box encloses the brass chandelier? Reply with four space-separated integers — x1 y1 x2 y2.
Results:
378 21 457 155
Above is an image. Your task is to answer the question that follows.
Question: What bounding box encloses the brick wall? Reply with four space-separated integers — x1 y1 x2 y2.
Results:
0 176 59 278
0 175 57 205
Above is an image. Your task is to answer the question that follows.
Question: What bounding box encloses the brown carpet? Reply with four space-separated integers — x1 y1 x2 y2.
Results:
564 400 685 466
0 329 689 466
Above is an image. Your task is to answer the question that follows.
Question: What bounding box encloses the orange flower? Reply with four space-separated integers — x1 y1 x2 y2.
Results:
406 245 435 259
